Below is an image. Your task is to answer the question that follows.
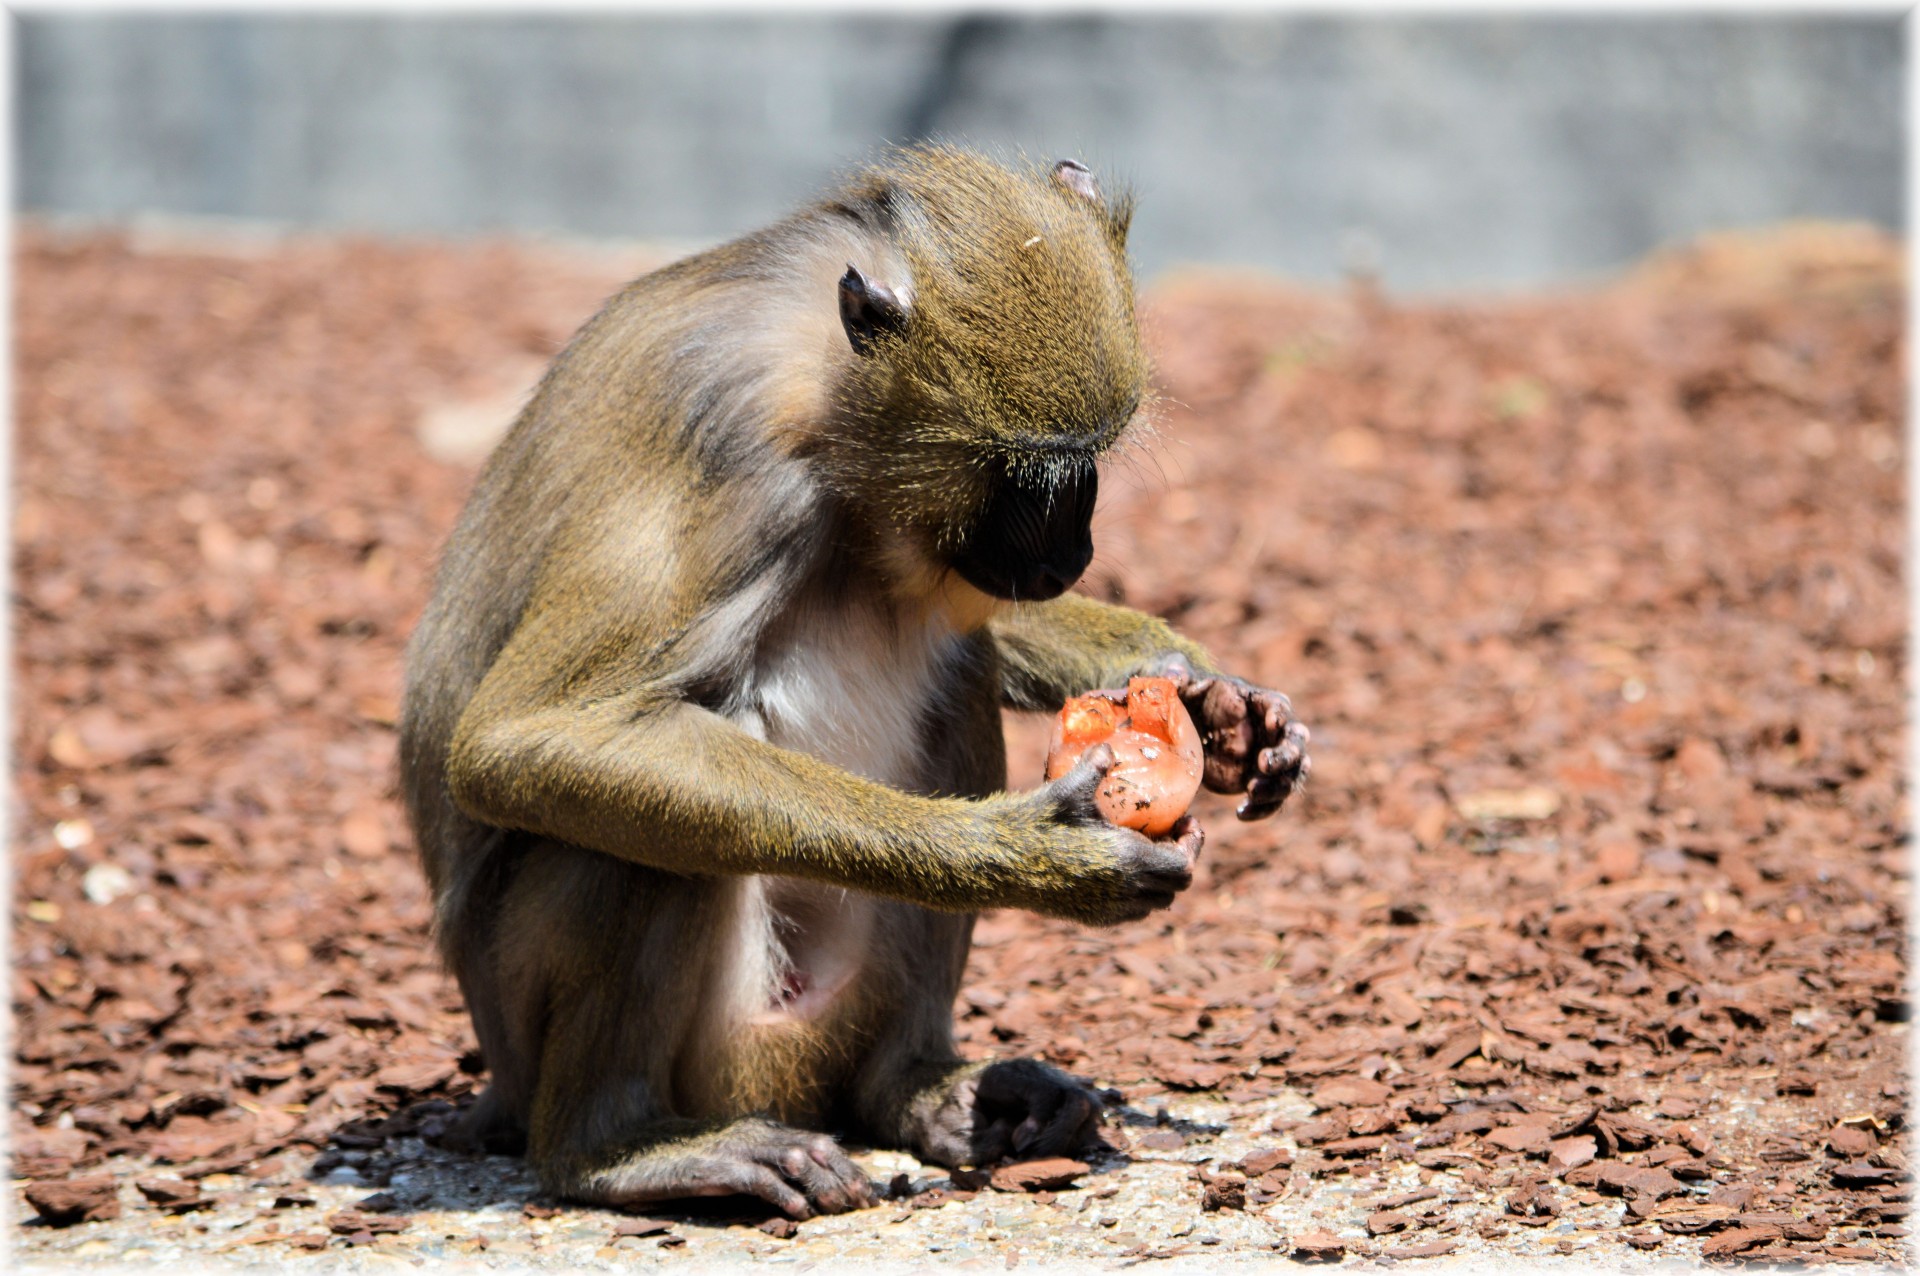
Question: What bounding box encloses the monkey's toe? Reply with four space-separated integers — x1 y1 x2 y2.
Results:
756 1136 874 1215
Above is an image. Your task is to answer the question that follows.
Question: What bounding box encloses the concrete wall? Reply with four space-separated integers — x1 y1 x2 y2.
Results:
14 13 1904 291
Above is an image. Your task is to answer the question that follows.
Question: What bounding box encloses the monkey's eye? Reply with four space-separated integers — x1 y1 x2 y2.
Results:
838 265 909 357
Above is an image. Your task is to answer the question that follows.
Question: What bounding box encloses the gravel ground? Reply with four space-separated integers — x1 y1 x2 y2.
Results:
17 1084 1864 1273
11 218 1909 1270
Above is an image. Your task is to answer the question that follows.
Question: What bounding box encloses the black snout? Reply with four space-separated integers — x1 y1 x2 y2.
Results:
951 465 1098 602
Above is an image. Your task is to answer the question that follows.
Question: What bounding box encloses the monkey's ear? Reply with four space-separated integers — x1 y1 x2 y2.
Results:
1053 159 1130 245
838 265 909 356
1051 158 1102 205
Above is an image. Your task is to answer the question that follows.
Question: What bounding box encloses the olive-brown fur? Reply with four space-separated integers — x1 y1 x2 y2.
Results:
398 146 1294 1216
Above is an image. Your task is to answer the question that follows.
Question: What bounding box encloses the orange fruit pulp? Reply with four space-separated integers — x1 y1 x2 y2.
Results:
1044 676 1204 837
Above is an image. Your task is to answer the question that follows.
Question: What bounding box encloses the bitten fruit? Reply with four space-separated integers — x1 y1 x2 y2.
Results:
1045 676 1204 836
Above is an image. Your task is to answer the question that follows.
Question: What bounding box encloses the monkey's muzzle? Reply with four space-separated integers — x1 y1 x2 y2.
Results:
950 466 1098 602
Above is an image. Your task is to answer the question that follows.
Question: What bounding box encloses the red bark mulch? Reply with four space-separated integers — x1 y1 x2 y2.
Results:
12 221 1908 1263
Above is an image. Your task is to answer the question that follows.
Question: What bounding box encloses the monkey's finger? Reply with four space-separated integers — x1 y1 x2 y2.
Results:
713 1159 814 1219
1201 679 1251 736
1045 743 1117 820
1239 774 1294 813
1074 741 1118 777
1237 758 1309 820
1167 815 1205 865
998 1069 1071 1156
1260 718 1309 760
1257 725 1310 776
773 1145 848 1212
1251 689 1295 737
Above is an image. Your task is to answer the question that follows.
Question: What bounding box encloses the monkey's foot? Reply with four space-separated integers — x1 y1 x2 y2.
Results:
905 1058 1103 1168
571 1117 876 1220
440 1087 527 1156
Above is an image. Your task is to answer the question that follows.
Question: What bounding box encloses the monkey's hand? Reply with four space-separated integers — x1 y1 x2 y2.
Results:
1138 655 1311 821
997 743 1204 926
902 1059 1105 1170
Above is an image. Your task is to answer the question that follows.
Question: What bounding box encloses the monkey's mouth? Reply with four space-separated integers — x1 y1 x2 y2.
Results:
949 466 1098 602
951 552 1087 602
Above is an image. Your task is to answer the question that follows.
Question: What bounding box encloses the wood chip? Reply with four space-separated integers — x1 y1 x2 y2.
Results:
1385 1240 1456 1259
1289 1229 1347 1261
1702 1225 1785 1257
25 1177 121 1226
988 1158 1091 1193
1239 1147 1293 1176
1311 1076 1391 1109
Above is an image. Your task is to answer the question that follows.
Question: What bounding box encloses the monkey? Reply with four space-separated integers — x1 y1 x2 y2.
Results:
398 146 1310 1220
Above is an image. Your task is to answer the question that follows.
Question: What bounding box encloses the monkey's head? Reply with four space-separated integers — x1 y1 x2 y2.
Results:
824 147 1148 605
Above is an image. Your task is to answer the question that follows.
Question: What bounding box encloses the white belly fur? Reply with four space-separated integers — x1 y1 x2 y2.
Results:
720 594 962 1027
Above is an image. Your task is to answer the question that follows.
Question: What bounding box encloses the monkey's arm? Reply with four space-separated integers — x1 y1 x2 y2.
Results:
989 593 1216 712
444 587 1193 925
990 593 1310 820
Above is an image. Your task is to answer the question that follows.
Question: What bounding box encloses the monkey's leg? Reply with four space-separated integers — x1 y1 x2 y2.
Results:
433 835 543 1157
500 846 876 1218
847 906 1103 1169
845 675 1103 1170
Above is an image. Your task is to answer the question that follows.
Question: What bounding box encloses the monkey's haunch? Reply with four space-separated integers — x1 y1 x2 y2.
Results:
1044 677 1203 837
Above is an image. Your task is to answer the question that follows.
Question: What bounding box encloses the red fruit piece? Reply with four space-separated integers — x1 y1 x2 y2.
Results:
1044 676 1203 837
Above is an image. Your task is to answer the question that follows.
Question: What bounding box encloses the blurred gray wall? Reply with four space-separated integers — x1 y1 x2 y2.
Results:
14 13 1904 291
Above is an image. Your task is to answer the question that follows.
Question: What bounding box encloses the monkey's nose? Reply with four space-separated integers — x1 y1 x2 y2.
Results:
1022 540 1094 600
1026 568 1073 600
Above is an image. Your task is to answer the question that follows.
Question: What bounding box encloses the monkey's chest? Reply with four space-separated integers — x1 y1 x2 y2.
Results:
713 604 959 1028
743 603 960 791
